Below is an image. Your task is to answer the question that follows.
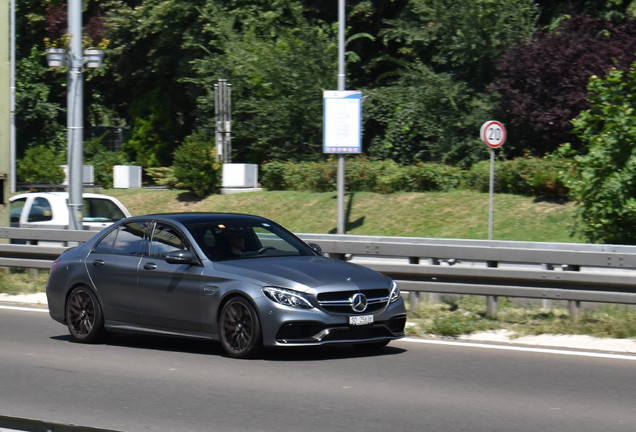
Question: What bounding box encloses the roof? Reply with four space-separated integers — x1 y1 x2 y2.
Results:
137 213 267 225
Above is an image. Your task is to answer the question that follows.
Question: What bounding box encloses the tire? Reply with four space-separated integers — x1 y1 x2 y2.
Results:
219 297 262 359
65 286 105 343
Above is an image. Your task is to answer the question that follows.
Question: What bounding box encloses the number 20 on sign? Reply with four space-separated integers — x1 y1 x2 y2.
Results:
480 120 507 148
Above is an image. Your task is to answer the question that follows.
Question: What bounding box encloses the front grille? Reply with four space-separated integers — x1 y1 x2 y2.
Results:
316 289 390 314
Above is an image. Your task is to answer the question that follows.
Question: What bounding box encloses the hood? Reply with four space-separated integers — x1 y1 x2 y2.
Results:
212 256 391 293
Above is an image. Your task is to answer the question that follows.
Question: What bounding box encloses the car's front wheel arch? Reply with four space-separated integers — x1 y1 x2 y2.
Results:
218 294 263 359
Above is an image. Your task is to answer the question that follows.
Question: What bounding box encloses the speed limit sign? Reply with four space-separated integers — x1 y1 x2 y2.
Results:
480 120 507 148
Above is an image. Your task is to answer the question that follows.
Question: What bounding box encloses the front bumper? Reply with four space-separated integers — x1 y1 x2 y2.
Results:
257 296 407 347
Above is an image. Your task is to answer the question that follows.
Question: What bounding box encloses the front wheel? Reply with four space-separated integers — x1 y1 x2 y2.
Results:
219 297 262 359
65 286 105 343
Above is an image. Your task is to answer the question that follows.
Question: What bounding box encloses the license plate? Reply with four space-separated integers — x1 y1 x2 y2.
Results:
349 315 374 326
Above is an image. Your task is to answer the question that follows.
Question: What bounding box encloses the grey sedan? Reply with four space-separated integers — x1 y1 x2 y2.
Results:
46 213 406 358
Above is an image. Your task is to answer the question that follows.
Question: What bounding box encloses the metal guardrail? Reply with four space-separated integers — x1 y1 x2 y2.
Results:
2 227 636 314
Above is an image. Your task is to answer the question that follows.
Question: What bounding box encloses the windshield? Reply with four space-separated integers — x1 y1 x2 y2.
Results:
185 219 315 261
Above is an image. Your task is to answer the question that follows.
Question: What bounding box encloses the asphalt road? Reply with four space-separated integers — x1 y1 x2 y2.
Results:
1 307 635 432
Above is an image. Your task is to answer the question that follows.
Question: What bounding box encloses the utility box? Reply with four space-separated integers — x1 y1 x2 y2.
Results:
61 165 94 186
222 164 258 188
113 165 142 188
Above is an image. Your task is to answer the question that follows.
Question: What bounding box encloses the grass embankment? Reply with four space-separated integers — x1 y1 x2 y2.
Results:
4 188 635 339
104 188 583 242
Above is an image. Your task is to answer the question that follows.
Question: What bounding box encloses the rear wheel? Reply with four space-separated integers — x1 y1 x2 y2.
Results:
219 297 262 359
66 286 105 343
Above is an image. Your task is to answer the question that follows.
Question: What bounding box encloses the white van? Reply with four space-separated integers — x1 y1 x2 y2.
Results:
10 192 132 231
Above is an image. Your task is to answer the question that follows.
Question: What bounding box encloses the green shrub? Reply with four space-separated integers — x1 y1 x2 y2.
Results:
262 158 465 194
260 161 288 190
465 156 570 199
145 167 180 188
464 160 495 192
17 145 65 185
260 157 567 198
345 156 379 191
372 160 407 194
84 135 129 189
430 313 479 337
405 163 463 192
172 133 221 198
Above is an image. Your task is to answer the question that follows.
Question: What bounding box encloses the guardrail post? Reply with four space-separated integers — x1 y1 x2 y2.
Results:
409 291 419 312
487 296 498 319
568 300 581 320
485 260 499 318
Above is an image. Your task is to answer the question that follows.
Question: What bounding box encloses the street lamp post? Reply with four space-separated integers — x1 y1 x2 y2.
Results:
45 0 103 231
336 0 346 234
67 0 83 231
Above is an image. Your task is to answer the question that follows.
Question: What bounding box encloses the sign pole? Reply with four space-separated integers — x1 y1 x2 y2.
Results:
480 120 506 318
488 148 495 240
480 120 507 241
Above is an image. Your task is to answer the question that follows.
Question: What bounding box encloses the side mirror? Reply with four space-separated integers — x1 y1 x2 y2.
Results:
165 250 198 265
308 243 322 254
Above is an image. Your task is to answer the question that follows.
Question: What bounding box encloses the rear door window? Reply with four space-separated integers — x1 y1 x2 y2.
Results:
95 222 147 255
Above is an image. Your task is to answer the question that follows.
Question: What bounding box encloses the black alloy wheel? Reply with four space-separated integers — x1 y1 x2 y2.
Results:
220 297 262 359
66 286 105 343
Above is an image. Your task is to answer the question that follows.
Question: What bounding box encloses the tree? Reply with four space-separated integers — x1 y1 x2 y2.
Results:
493 14 636 157
15 47 66 158
365 62 495 167
17 146 65 185
188 0 338 163
380 0 539 89
101 0 206 167
567 62 636 244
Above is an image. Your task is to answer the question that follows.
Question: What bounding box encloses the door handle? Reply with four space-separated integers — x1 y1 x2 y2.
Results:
143 263 157 271
91 259 104 267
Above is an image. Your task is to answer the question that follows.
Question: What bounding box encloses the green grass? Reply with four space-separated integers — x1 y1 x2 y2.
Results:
0 269 49 295
102 188 584 242
406 296 636 340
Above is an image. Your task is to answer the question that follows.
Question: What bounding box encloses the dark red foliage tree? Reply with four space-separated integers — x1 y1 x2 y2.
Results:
44 5 67 42
492 15 636 156
85 10 107 46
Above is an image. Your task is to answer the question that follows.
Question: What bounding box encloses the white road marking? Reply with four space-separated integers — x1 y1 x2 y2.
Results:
0 305 49 313
401 337 636 361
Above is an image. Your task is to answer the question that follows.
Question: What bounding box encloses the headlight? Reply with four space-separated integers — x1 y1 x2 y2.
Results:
389 280 401 303
263 287 313 309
